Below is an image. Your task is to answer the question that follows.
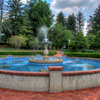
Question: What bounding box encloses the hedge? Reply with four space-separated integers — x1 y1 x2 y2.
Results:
0 51 56 56
64 52 100 58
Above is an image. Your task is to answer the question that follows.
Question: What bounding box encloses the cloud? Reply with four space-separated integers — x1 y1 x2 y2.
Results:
51 0 100 19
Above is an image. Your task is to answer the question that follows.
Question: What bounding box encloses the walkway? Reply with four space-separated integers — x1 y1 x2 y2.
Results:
0 87 100 100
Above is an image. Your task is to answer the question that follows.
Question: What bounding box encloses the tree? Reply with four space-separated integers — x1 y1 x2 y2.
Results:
66 13 76 33
88 16 95 34
89 4 100 34
18 7 33 36
86 34 96 49
49 24 73 49
9 35 27 49
94 30 100 48
56 11 65 26
73 31 88 50
26 35 39 49
0 0 4 21
76 11 84 32
7 0 24 35
28 0 53 36
0 0 4 42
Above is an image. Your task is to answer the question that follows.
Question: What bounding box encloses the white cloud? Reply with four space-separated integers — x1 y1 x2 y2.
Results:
51 0 100 18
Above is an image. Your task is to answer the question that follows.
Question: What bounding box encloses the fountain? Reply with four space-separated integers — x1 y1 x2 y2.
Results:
29 26 63 64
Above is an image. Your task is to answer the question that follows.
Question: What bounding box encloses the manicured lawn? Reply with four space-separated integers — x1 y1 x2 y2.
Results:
0 48 42 52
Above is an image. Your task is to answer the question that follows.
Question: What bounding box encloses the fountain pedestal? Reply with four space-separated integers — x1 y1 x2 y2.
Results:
43 44 49 60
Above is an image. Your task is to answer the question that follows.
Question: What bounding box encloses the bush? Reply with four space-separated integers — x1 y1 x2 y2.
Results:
64 52 100 58
9 35 27 49
0 51 56 56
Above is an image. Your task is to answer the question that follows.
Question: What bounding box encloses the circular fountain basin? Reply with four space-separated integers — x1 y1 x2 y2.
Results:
29 59 63 63
0 56 100 92
0 56 100 72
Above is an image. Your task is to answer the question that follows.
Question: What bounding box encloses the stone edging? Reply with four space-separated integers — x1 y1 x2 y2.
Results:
62 69 100 76
0 70 49 76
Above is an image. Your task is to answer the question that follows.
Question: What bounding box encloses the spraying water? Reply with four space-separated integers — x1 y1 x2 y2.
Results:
38 25 49 42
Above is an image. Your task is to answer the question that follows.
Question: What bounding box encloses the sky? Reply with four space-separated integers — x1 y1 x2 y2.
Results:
48 0 100 36
22 0 100 36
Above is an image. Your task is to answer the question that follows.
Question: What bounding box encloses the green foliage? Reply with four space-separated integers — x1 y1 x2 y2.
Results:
64 52 100 58
9 35 27 49
28 0 53 36
88 5 100 34
7 0 23 35
49 24 73 49
86 34 96 49
69 31 88 50
66 13 76 33
27 35 39 49
56 11 65 26
94 30 100 48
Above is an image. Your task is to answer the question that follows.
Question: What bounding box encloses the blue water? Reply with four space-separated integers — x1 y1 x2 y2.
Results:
0 56 100 72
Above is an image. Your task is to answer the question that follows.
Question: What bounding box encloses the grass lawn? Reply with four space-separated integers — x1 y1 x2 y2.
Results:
0 48 42 52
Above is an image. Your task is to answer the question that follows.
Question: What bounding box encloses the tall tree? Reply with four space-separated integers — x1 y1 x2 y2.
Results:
28 0 53 36
7 0 23 35
56 11 65 26
76 11 84 32
66 13 76 33
88 16 95 34
0 0 4 42
0 0 4 21
89 4 100 34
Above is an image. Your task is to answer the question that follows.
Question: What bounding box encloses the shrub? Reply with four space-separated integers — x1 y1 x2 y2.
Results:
0 51 56 56
9 35 27 49
64 52 100 58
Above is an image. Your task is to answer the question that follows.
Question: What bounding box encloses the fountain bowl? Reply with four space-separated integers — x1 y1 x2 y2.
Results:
29 55 63 64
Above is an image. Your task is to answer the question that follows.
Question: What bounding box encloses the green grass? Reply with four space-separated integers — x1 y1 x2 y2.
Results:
0 55 6 58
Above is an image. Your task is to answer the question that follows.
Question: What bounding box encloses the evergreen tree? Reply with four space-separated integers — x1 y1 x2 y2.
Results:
18 6 33 36
76 11 84 32
90 4 100 34
88 16 95 34
28 0 53 36
66 13 76 33
56 11 65 26
7 0 24 35
0 0 4 21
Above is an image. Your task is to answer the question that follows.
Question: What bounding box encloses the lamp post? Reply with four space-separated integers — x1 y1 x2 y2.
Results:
69 40 71 44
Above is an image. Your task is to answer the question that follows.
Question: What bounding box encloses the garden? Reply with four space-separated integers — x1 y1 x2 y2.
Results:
1 0 100 99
